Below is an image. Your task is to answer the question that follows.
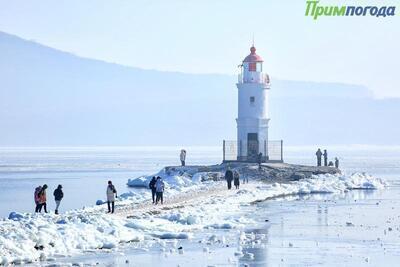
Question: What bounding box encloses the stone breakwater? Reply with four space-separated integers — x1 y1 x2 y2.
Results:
160 162 340 184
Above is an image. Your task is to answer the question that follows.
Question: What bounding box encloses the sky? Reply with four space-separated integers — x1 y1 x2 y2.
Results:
0 0 399 98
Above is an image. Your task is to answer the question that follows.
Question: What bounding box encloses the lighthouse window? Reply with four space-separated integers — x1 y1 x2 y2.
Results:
256 62 262 72
249 63 256 72
250 96 255 105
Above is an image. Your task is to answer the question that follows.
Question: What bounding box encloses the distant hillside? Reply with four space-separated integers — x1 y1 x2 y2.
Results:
0 31 398 146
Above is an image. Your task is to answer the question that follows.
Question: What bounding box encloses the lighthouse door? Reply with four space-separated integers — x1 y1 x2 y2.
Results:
247 133 259 162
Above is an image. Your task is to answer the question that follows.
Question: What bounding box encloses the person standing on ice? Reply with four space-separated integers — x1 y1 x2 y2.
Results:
53 184 64 215
34 185 42 213
149 176 157 204
106 180 117 213
234 171 240 189
155 176 165 205
316 148 322 166
38 184 48 213
323 149 328 166
225 167 233 190
335 157 340 169
180 149 186 166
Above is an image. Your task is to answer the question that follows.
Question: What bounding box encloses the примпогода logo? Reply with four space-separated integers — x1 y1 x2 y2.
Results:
305 1 396 20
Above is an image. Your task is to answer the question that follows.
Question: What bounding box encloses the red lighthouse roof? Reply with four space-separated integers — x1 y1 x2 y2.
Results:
243 46 263 62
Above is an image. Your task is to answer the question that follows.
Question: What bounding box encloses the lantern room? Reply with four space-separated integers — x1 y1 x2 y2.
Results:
238 46 269 86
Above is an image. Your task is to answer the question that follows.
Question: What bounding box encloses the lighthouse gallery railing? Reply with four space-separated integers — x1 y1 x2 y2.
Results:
237 73 271 85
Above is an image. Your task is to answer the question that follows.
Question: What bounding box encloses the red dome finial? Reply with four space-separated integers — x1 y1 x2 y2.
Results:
243 46 263 62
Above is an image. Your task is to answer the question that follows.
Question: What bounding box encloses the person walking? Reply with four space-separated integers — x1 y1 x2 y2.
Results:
38 184 48 213
323 149 328 167
149 176 157 204
106 180 117 213
316 148 322 167
34 185 42 213
180 149 186 166
335 157 340 169
155 176 165 205
234 171 240 190
53 184 64 214
225 167 234 190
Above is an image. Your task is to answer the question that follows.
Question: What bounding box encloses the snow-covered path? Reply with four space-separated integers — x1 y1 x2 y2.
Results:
0 171 386 265
115 182 248 219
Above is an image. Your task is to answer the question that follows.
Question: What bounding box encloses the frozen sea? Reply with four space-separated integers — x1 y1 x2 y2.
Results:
1 146 400 266
0 146 221 217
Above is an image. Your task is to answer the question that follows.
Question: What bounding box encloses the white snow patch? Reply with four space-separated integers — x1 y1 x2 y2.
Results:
0 171 385 265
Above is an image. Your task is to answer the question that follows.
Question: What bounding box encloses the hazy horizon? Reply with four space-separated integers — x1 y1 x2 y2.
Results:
1 30 399 146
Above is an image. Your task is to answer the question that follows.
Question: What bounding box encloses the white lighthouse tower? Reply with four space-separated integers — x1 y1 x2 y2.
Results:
236 45 270 162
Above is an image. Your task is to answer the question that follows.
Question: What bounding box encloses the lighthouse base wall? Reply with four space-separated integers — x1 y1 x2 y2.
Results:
222 139 283 163
236 117 270 161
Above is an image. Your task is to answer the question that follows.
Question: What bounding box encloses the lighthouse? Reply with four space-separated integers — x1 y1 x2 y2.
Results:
236 46 271 162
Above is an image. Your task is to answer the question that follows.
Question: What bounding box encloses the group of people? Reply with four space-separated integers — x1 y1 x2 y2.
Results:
315 148 339 168
225 167 242 190
106 177 167 213
33 181 117 215
34 184 64 214
149 176 165 204
31 175 167 215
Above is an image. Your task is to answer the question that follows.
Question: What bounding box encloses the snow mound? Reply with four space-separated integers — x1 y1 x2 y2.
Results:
0 211 144 265
0 171 385 265
126 176 149 188
127 166 223 190
297 172 386 194
96 200 106 205
8 212 24 221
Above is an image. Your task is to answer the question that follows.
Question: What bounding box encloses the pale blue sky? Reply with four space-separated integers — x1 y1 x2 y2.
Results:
0 0 399 97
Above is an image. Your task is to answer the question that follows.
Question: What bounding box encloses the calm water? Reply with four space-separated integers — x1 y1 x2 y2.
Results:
0 146 399 218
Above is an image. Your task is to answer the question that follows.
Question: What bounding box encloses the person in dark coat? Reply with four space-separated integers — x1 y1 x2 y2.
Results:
234 171 240 189
316 148 322 166
335 157 339 169
53 184 64 215
149 176 157 204
225 167 233 190
323 149 328 166
257 152 263 171
180 149 186 166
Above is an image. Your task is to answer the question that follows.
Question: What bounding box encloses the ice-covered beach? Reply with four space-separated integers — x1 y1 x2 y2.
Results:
0 146 399 266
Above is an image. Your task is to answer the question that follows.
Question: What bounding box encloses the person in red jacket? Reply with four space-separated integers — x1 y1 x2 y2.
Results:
34 185 42 213
38 184 48 213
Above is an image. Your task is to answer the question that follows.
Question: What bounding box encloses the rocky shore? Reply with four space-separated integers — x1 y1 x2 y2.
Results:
161 162 341 184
